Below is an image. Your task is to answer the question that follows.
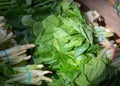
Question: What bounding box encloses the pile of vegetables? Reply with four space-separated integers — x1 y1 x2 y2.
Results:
0 16 34 65
1 0 62 44
0 0 120 86
33 1 120 86
0 16 52 85
0 44 35 65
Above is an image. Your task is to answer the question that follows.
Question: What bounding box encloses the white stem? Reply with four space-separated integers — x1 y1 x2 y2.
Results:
6 74 28 83
0 32 13 44
10 56 31 65
0 44 35 57
20 76 41 85
0 29 6 40
10 54 27 60
20 44 35 50
41 76 52 82
1 54 27 61
10 50 27 58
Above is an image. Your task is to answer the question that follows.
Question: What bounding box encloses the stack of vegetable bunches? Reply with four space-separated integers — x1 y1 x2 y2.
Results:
0 16 34 65
0 0 120 86
0 16 52 85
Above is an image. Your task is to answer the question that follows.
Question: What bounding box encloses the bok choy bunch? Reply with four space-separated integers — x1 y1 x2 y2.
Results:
0 16 16 50
0 16 35 66
6 64 52 85
0 63 52 86
0 44 35 65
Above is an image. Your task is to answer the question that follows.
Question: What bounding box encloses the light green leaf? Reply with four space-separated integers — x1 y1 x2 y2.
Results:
74 43 89 57
82 25 93 44
73 3 83 21
84 58 106 84
25 0 32 6
60 1 71 11
21 15 35 27
33 22 43 36
69 18 81 33
54 28 68 38
42 14 60 32
75 54 88 61
75 58 106 86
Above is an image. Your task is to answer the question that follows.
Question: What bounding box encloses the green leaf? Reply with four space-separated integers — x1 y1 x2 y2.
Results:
73 3 83 21
60 1 71 11
48 77 65 86
54 28 68 38
33 21 44 36
60 19 78 35
74 42 89 57
75 74 92 86
87 44 101 53
69 18 81 33
36 33 54 44
42 14 60 29
21 15 35 27
82 25 93 44
75 54 88 61
75 58 107 86
84 58 106 84
25 0 32 6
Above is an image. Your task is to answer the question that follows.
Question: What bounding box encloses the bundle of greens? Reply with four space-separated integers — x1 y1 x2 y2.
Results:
0 63 52 85
6 64 52 85
0 15 52 86
2 0 62 44
0 44 35 65
0 16 16 50
0 16 35 65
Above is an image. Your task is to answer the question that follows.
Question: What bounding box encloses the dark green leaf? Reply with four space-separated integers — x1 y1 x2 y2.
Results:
21 15 35 27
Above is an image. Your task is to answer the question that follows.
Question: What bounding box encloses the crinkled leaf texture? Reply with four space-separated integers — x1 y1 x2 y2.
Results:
75 58 107 86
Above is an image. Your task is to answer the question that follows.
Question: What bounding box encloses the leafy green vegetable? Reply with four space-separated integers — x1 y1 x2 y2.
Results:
3 0 62 44
115 2 120 16
74 43 89 57
1 0 120 86
0 63 15 86
21 15 35 27
25 0 32 6
75 58 107 86
33 21 44 36
33 1 109 86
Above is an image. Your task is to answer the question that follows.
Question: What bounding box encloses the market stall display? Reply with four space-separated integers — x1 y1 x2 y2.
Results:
0 0 120 86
